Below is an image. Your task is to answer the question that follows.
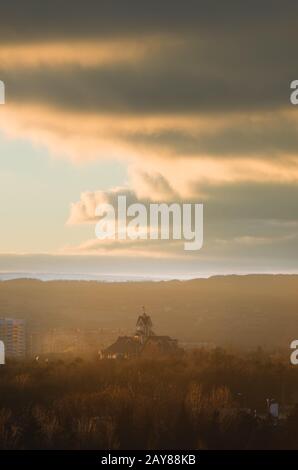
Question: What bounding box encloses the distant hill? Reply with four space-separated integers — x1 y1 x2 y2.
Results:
0 275 297 350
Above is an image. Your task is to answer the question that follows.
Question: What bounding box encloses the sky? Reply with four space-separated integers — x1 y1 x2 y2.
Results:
0 1 298 278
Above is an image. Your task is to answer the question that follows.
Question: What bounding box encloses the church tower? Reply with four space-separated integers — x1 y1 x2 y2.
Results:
135 306 154 338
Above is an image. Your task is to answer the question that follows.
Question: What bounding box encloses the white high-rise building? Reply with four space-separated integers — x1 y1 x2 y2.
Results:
0 318 26 358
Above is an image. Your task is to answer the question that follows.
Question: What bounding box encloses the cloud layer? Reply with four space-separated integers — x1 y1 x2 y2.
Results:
0 2 298 267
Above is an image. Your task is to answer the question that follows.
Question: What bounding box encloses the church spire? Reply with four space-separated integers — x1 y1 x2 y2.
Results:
135 307 154 337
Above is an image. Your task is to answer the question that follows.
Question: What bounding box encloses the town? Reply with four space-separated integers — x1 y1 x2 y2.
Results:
0 308 182 362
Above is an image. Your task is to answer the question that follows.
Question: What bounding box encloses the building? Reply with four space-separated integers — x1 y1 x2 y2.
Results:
0 318 26 359
101 308 181 359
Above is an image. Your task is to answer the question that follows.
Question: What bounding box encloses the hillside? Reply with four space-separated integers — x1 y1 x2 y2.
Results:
0 275 297 349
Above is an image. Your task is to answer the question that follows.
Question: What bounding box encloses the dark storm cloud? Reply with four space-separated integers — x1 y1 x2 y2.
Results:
202 182 298 221
0 1 296 43
1 39 294 115
67 181 298 265
1 0 297 115
3 51 296 159
69 180 298 226
123 123 298 158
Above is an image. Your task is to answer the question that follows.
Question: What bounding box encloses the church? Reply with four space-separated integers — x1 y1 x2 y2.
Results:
101 307 181 359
